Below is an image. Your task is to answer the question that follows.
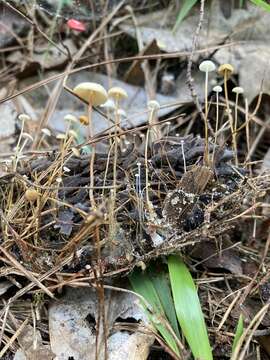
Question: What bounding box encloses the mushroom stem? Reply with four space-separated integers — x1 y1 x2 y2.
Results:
180 140 187 173
244 98 251 174
145 101 160 221
88 98 96 209
203 69 210 165
234 92 239 165
212 91 220 162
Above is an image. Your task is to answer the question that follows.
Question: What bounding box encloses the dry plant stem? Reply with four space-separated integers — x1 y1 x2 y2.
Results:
31 1 124 148
0 318 29 358
110 100 120 239
217 290 242 331
94 226 108 360
1 40 240 106
186 0 205 120
145 109 158 218
102 143 114 198
231 303 270 360
0 242 54 298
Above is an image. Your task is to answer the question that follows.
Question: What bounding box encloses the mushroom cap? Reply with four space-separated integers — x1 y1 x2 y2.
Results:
64 114 78 123
73 82 108 106
56 133 66 140
79 115 89 126
41 128 52 137
232 86 244 94
21 132 33 142
218 63 234 77
108 87 128 100
25 188 39 202
147 100 160 110
199 60 216 73
213 85 222 93
68 129 78 139
18 113 31 122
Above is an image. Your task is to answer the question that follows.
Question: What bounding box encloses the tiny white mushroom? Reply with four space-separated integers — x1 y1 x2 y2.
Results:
68 129 78 139
41 128 51 137
213 85 222 93
199 60 216 165
20 132 33 152
16 114 31 152
56 133 66 140
199 60 216 73
73 82 108 106
147 100 161 142
64 114 78 124
232 86 244 95
18 114 31 123
108 87 128 102
147 100 160 110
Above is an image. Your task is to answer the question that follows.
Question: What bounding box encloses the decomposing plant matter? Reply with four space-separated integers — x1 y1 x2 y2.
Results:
0 129 267 285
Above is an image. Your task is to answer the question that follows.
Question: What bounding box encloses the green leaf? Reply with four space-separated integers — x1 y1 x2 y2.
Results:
168 255 213 360
129 269 180 355
232 314 244 353
173 0 198 32
149 267 180 338
250 0 270 12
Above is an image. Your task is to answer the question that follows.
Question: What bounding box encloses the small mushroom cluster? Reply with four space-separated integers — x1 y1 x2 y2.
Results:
199 60 244 165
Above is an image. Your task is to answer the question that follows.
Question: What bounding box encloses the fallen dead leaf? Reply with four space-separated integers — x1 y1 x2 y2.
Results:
49 287 153 360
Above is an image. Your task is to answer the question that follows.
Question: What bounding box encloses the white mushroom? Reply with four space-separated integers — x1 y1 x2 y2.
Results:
108 87 128 103
199 60 216 165
73 82 108 106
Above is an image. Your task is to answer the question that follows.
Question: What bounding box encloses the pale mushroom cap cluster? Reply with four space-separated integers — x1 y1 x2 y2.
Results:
73 82 108 106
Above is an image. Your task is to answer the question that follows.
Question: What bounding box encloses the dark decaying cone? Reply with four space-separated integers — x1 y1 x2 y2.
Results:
0 134 265 276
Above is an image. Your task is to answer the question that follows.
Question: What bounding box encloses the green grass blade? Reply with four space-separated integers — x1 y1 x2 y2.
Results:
129 269 180 355
173 0 198 32
232 314 244 353
250 0 270 11
149 266 180 338
168 256 213 360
